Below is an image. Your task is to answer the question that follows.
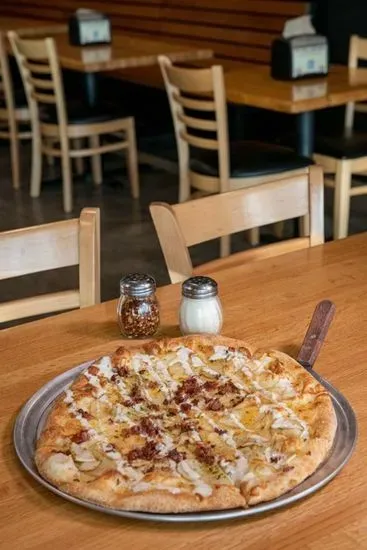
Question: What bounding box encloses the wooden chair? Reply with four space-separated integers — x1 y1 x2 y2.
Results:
158 56 312 252
8 32 139 213
0 207 100 323
314 35 367 239
150 166 324 284
0 32 31 189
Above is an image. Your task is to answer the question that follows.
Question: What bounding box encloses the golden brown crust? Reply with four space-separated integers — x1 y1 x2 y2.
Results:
35 335 337 513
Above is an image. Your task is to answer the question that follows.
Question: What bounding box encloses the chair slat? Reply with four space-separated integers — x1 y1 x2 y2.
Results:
31 91 56 103
173 92 215 111
180 130 218 150
23 60 51 74
0 290 80 323
177 112 217 131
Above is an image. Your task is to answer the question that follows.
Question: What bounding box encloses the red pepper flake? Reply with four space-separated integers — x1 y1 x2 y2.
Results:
71 430 89 444
282 465 295 473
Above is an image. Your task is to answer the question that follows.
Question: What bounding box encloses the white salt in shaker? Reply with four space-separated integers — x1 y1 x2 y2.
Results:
179 276 223 335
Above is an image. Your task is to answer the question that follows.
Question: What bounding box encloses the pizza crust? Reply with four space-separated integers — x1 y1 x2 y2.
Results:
35 335 337 513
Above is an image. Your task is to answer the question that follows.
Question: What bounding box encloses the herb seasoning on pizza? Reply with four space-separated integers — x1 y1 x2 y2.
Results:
35 335 337 513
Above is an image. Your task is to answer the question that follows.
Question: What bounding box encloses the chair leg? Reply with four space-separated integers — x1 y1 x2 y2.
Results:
220 235 231 257
9 132 20 190
299 215 310 237
30 134 42 198
89 135 103 185
273 221 285 240
333 160 351 239
126 119 139 199
45 138 55 167
61 146 73 212
246 227 260 246
73 138 84 175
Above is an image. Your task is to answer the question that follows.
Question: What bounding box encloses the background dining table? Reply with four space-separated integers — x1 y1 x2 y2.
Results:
0 233 366 549
1 17 212 107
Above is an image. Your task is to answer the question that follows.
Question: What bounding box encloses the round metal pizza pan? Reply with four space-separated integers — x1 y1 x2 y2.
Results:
13 361 357 523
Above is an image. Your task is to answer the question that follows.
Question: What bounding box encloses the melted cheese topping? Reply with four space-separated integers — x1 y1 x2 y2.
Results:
48 343 319 500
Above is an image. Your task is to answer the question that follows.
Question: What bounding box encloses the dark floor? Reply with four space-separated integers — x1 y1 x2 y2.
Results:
1 141 367 312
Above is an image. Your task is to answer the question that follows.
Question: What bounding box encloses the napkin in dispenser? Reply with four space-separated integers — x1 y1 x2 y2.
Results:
271 15 328 81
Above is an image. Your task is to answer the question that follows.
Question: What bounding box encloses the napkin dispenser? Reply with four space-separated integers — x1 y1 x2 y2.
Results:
271 35 328 80
69 9 112 47
271 15 328 81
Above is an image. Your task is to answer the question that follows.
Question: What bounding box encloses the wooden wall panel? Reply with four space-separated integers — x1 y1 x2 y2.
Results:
0 0 308 64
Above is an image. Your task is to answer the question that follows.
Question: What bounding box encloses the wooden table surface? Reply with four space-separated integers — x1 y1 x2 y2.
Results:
0 16 212 73
1 234 367 549
224 64 367 113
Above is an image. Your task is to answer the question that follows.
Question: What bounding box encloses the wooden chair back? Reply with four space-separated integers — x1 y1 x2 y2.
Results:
0 207 100 323
7 32 68 144
159 55 229 201
345 35 367 129
150 166 324 283
0 32 16 124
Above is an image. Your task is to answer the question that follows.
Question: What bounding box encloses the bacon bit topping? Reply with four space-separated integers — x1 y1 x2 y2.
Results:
282 465 295 473
130 384 144 403
146 380 159 389
116 365 129 377
203 381 218 392
269 360 283 375
127 441 158 462
122 399 134 408
218 381 239 395
214 427 227 435
77 408 93 420
140 418 160 437
206 398 224 411
148 403 160 411
71 430 89 444
180 420 195 432
174 377 201 403
88 365 99 376
127 425 141 435
194 443 215 466
180 402 192 413
167 449 185 462
111 374 118 382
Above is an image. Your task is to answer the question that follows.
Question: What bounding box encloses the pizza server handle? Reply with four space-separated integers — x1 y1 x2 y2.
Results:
297 300 336 370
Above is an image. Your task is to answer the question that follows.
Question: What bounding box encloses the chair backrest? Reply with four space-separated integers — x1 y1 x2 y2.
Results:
158 55 229 202
150 166 324 284
0 32 16 126
345 35 367 129
0 207 100 324
7 32 68 143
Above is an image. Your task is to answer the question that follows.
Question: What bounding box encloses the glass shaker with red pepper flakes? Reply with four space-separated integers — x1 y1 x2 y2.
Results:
117 274 160 338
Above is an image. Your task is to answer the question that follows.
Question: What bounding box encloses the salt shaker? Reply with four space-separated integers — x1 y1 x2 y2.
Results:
117 274 160 338
179 276 223 335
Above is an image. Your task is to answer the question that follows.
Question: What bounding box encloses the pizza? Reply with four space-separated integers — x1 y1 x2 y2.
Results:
35 335 337 513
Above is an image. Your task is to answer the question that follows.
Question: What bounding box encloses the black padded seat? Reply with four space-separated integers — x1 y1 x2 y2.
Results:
40 101 129 125
189 141 312 178
315 130 367 159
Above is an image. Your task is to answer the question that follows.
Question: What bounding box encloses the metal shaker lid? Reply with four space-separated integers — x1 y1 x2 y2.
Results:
182 276 218 299
120 273 156 297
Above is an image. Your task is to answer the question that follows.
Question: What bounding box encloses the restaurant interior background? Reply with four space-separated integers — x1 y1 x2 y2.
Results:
1 0 367 308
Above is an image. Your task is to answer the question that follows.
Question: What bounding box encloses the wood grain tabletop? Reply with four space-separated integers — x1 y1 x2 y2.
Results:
0 16 212 72
1 234 367 549
224 64 367 113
